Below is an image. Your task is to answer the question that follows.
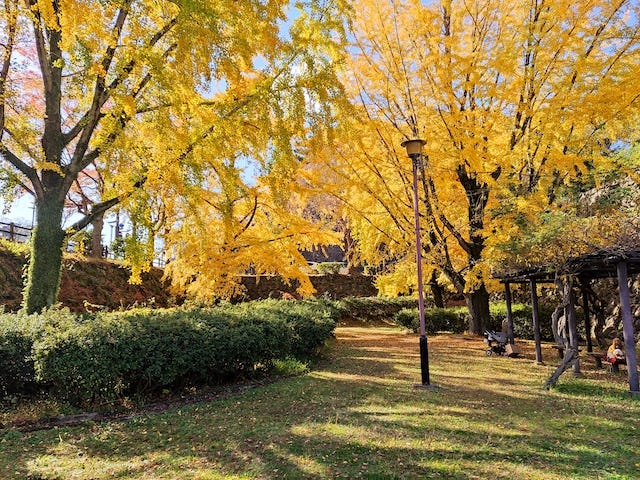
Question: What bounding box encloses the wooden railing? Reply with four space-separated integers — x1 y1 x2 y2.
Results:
0 221 32 243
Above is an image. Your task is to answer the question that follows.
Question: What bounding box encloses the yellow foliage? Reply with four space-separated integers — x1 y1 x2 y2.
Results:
35 0 60 30
328 0 640 302
375 260 418 297
0 0 350 307
34 162 64 175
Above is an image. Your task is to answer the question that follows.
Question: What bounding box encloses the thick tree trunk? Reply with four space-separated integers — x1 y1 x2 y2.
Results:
429 271 445 308
23 197 65 313
90 214 105 258
465 283 490 335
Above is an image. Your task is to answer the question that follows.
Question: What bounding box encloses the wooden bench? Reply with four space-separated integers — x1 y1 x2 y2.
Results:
584 352 626 373
584 351 604 369
551 345 581 359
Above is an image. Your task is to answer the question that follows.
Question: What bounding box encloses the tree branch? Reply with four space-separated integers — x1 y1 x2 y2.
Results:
66 196 121 233
66 174 147 233
63 0 133 145
0 144 42 197
65 15 178 174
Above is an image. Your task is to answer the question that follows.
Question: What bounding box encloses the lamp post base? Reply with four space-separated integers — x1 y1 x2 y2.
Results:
419 335 430 384
414 335 437 389
413 383 439 390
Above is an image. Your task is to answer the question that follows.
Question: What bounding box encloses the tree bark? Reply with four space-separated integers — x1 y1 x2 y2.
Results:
429 270 445 308
24 196 66 313
90 214 105 258
465 283 490 335
544 346 580 390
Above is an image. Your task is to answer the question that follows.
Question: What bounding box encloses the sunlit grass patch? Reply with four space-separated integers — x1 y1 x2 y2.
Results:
270 357 310 377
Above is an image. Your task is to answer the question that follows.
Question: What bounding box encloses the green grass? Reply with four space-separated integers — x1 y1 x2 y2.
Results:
1 325 639 479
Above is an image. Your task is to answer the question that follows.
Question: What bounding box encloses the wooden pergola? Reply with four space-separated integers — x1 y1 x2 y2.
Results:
495 249 640 396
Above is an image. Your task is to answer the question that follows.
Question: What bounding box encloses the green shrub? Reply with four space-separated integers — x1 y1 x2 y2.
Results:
0 307 79 396
393 307 467 334
488 302 556 341
28 299 338 406
334 296 420 321
315 262 343 274
0 315 38 396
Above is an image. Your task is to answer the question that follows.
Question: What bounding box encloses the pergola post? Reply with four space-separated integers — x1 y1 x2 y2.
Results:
504 282 515 344
615 261 639 395
530 279 543 364
580 278 593 353
564 277 582 376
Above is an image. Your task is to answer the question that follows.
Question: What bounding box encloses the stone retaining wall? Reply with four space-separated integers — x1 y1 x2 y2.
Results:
236 274 377 301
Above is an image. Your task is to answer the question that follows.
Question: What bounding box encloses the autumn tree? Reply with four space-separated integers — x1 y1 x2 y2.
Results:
496 143 640 270
330 0 640 333
0 0 348 312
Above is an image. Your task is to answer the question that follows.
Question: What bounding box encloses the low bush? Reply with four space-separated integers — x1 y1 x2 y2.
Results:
1 300 338 406
315 262 343 274
0 308 79 396
393 307 467 334
392 301 558 338
334 296 420 322
488 302 556 341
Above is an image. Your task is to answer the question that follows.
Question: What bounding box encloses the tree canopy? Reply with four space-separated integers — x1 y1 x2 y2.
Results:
324 0 640 332
2 0 640 324
0 0 348 310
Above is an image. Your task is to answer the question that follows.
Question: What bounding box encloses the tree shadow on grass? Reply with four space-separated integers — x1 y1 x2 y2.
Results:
3 326 640 479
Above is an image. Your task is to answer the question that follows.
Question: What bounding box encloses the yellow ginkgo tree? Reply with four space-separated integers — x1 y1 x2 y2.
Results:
0 0 348 312
331 0 640 333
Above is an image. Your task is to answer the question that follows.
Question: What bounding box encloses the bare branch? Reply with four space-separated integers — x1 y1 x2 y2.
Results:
0 144 41 197
0 0 17 136
66 174 147 233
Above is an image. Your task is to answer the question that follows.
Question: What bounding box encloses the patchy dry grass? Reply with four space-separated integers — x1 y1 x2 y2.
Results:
1 325 639 479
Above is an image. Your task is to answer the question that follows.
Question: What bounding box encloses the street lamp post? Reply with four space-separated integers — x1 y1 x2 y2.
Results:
401 138 435 388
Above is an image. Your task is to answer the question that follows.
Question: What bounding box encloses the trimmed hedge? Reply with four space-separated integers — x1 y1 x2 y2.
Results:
393 307 467 334
0 299 337 406
0 308 78 397
334 296 420 322
488 302 556 341
392 302 557 340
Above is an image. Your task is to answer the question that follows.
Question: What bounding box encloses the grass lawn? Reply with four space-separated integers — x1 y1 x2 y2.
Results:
1 322 639 479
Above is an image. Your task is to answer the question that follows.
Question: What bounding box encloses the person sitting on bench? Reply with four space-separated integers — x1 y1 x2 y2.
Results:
606 337 626 369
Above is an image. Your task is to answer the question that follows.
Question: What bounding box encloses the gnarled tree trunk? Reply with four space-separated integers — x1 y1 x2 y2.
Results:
545 276 582 388
465 283 490 335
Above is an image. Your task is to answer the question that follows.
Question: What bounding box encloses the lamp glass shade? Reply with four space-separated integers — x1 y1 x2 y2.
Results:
401 139 426 156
